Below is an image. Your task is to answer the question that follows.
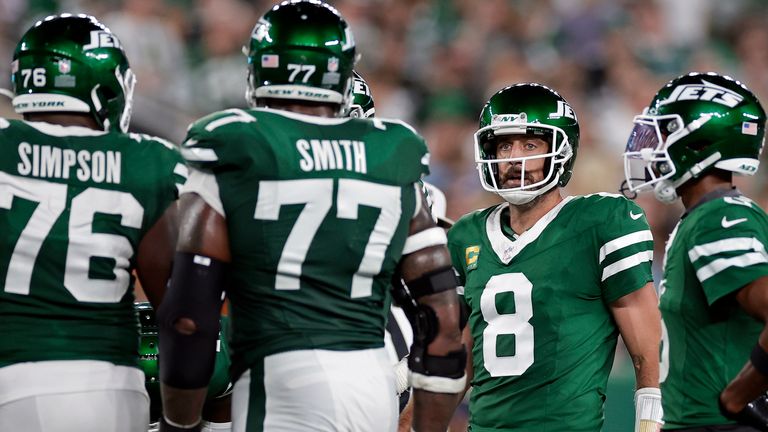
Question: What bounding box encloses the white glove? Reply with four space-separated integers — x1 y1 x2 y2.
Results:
635 387 664 432
394 356 410 396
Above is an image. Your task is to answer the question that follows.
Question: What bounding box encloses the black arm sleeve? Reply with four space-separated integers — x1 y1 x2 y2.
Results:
158 252 225 389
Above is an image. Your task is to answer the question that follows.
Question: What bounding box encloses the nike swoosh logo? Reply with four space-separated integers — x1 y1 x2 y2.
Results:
722 216 748 228
629 211 643 220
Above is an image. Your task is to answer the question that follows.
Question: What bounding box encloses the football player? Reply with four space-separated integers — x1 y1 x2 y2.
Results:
622 72 768 431
349 70 455 432
157 2 465 432
448 83 663 431
0 14 185 432
136 302 232 432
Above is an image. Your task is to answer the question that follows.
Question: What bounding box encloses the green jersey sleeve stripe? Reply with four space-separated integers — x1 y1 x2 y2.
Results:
696 251 768 282
601 250 653 281
688 237 765 262
181 147 218 163
599 230 653 264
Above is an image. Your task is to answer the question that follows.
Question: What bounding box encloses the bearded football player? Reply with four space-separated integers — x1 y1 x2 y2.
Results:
448 83 663 431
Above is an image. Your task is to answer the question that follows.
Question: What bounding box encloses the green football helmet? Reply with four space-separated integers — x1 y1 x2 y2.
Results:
245 0 356 115
135 302 162 421
622 72 766 203
135 302 233 422
348 71 375 118
12 14 135 132
475 83 579 205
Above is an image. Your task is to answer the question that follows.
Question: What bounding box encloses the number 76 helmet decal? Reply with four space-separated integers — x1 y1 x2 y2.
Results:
12 14 135 132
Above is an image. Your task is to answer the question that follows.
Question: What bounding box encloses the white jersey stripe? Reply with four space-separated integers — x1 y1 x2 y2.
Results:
173 163 189 179
601 250 653 281
181 147 218 162
180 168 225 217
688 237 765 262
696 251 768 282
599 230 653 264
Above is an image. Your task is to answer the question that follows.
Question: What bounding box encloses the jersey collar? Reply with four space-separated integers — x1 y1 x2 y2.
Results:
682 187 741 218
486 196 575 265
24 120 107 137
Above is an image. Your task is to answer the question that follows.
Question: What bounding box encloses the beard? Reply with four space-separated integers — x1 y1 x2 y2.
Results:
499 164 537 188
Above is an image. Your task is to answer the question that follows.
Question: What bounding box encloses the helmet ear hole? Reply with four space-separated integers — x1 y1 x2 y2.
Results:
481 136 497 157
100 86 118 101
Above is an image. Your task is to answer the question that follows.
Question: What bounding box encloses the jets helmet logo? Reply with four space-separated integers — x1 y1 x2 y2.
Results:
548 100 576 120
251 18 271 43
82 30 122 50
658 79 744 108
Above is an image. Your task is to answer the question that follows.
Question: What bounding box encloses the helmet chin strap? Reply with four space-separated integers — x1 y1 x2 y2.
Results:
498 173 559 205
652 152 721 204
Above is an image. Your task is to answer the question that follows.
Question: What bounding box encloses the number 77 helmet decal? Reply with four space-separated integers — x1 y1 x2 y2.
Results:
244 0 356 116
621 72 766 203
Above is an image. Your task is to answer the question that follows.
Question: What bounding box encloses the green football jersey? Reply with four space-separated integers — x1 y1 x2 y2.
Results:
180 108 429 379
448 193 654 432
660 193 768 429
0 119 185 368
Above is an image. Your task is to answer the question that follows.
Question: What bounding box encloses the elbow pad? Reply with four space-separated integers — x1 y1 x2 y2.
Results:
407 303 465 393
409 346 466 394
721 393 768 431
158 252 225 389
405 266 459 299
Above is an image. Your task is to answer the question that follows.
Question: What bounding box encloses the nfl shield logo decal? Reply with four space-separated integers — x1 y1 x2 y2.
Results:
58 59 71 74
327 57 339 72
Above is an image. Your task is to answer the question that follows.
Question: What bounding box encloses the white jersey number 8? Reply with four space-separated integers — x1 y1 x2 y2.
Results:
480 273 535 377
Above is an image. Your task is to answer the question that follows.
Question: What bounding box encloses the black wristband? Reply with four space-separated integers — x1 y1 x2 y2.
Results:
751 344 768 377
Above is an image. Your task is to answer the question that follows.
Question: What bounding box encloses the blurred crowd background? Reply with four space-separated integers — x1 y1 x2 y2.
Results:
2 0 768 430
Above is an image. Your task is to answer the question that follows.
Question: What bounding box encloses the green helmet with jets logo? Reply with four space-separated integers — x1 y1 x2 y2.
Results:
622 72 766 203
348 71 375 118
245 0 356 115
11 14 135 132
475 83 579 205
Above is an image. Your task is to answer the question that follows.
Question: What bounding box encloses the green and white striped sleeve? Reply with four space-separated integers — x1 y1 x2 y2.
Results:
689 224 768 305
598 200 655 303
